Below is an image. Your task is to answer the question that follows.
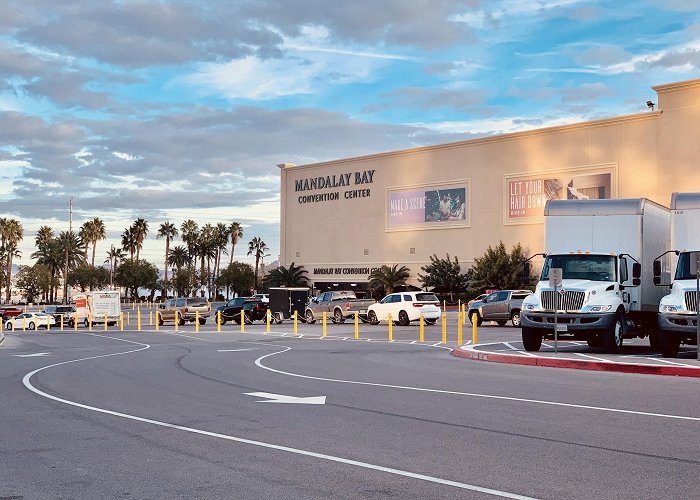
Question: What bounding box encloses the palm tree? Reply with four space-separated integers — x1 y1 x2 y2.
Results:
131 218 149 261
369 264 411 295
263 262 308 287
228 222 243 266
121 227 138 261
167 245 190 273
88 218 106 267
105 245 126 287
157 222 178 296
0 218 23 302
181 219 199 272
59 230 85 304
33 226 55 302
213 222 229 294
247 237 269 289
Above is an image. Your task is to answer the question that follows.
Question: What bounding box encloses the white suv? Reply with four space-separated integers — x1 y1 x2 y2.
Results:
367 292 441 325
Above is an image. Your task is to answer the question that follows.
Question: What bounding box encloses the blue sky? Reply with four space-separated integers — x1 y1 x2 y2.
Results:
1 0 699 268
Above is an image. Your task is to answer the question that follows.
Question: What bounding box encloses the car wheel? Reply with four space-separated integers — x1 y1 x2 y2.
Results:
510 310 521 327
368 311 379 325
28 322 35 330
84 319 89 327
274 312 284 324
334 309 345 324
603 311 625 353
5 321 11 330
199 318 206 325
178 315 186 326
157 314 164 326
522 327 542 351
398 311 410 326
220 318 227 325
496 320 508 326
659 330 681 358
469 311 482 327
305 310 316 324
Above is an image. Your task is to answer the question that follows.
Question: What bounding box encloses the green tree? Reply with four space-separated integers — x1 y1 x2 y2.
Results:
418 254 468 301
228 221 243 266
172 267 196 297
263 262 308 288
0 218 23 302
369 264 410 295
68 265 110 292
247 236 268 289
121 226 138 261
157 222 178 297
58 230 86 303
105 245 126 287
16 265 51 303
216 262 255 297
131 218 149 262
114 259 159 300
468 241 529 292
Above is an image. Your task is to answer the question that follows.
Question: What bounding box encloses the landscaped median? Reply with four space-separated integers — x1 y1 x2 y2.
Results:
452 343 700 378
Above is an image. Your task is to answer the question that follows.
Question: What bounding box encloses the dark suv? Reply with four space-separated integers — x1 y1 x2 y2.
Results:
43 305 77 325
158 297 211 325
218 298 268 325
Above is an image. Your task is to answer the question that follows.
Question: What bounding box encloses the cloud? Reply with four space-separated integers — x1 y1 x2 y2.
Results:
366 87 489 113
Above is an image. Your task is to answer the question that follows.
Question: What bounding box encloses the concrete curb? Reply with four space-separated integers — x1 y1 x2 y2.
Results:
452 346 700 378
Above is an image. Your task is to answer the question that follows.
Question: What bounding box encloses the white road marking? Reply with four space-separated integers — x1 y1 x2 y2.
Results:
13 352 51 357
217 349 255 352
244 392 326 405
21 336 535 500
574 353 609 362
431 342 442 347
165 332 216 342
653 358 699 368
254 343 700 422
503 343 537 357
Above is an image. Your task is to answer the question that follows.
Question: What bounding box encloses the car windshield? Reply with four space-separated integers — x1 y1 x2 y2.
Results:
675 252 700 280
227 298 246 307
541 254 616 282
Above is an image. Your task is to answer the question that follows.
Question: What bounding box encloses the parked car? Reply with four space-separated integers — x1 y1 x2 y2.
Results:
157 297 211 325
0 305 22 320
5 312 56 330
467 294 489 308
42 305 77 325
366 292 441 326
468 289 532 327
217 298 268 324
304 290 376 324
254 294 270 303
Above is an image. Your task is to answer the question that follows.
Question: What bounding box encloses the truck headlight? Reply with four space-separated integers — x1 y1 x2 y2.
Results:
586 305 613 313
660 305 681 313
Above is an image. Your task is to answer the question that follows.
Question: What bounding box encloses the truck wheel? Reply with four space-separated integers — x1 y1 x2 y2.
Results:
603 311 625 353
522 327 542 351
305 310 316 324
178 316 186 326
659 330 681 358
469 311 482 327
199 318 207 325
648 328 660 351
368 311 379 325
398 311 410 326
510 310 521 327
220 318 227 325
84 319 89 327
586 335 603 348
333 309 345 324
274 312 284 325
496 320 507 326
157 314 164 326
243 313 253 325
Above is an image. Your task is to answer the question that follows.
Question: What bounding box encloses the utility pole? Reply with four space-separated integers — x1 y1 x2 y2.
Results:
63 197 72 304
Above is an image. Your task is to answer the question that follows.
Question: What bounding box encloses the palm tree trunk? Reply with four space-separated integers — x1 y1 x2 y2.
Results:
6 254 13 302
229 242 235 266
91 241 96 267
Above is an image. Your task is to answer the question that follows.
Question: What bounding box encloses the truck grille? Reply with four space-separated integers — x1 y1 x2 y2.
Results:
541 291 585 311
685 291 699 312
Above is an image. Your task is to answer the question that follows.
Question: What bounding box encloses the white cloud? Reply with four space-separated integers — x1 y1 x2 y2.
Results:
112 151 141 161
410 114 586 135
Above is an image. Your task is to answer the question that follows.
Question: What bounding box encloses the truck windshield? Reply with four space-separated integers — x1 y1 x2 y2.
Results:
675 252 700 280
541 254 616 282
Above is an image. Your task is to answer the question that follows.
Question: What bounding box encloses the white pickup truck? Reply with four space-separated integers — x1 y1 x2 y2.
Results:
304 290 375 324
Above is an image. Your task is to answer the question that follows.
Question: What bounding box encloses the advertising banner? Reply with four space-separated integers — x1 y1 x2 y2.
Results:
387 181 469 230
504 165 617 224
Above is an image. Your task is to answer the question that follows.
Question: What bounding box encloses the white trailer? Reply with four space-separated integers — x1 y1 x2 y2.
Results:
73 290 121 327
521 198 670 353
654 192 700 357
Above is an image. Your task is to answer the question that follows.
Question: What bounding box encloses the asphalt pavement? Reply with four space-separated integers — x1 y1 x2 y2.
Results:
1 318 698 499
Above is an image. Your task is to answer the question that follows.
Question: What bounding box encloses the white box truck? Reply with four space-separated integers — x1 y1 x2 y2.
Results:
521 198 670 353
73 290 121 327
654 192 700 357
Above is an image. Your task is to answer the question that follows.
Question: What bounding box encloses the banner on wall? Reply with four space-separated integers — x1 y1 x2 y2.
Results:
387 181 469 230
504 165 617 223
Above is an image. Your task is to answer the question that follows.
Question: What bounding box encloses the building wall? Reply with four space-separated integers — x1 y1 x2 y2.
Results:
279 78 700 288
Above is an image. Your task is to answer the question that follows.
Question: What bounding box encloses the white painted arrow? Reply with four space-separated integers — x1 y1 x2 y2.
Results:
244 392 326 405
13 352 51 358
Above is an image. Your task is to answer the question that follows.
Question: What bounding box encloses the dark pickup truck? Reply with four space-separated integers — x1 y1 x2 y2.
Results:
218 298 269 324
468 289 532 327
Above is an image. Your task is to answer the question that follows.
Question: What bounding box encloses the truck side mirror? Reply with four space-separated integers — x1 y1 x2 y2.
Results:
522 262 530 285
632 263 641 279
653 260 661 285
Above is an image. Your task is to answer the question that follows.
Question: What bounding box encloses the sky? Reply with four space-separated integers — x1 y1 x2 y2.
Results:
1 0 699 270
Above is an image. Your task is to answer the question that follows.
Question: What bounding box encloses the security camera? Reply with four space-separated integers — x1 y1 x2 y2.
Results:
646 100 656 110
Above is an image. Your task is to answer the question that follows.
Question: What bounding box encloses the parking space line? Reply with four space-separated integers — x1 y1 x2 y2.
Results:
574 353 609 362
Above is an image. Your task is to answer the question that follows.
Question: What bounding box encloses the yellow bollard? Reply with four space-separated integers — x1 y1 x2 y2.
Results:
74 312 78 331
354 311 359 339
472 315 478 345
127 311 130 326
60 314 63 331
293 310 298 336
175 310 179 332
388 313 393 341
266 310 271 333
47 315 51 332
155 311 159 332
241 310 245 333
149 311 153 326
23 315 26 331
104 312 108 331
441 313 447 344
120 312 124 331
457 311 463 346
322 312 327 337
217 310 221 332
137 307 141 331
11 318 15 332
419 314 424 343
89 315 93 331
195 311 199 333
443 300 446 312
34 318 38 332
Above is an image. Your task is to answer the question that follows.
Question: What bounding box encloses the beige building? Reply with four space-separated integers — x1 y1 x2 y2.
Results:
278 78 700 293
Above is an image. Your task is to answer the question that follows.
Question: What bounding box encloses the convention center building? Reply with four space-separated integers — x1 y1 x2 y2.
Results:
278 78 700 294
